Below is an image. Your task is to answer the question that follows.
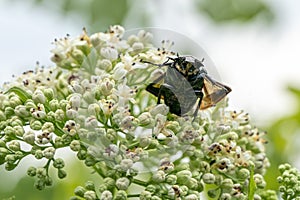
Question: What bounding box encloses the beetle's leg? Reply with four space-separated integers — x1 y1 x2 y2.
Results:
156 84 170 104
193 90 204 120
141 57 174 67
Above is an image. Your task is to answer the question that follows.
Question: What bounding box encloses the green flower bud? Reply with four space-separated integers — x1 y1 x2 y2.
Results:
185 194 199 200
43 147 55 159
30 119 42 130
23 131 36 145
5 154 16 164
54 136 64 148
150 104 169 116
70 140 81 152
5 162 17 171
84 191 97 200
180 185 188 196
53 158 65 169
113 63 127 80
254 194 262 200
176 170 192 184
207 189 218 198
14 125 24 137
42 122 55 133
35 149 44 159
140 191 152 200
221 178 234 191
254 174 266 189
100 190 113 200
83 91 95 104
139 136 151 148
45 176 53 186
145 184 156 193
0 147 9 158
32 89 46 104
98 184 107 193
237 168 250 180
74 186 86 197
152 170 166 183
4 126 14 137
202 173 216 184
138 112 153 127
186 178 198 190
103 177 115 190
165 121 181 133
165 174 177 185
116 177 130 190
25 99 36 110
55 109 65 121
34 179 46 190
8 141 20 151
4 107 14 117
219 193 231 200
85 155 96 166
49 99 60 111
36 167 47 179
0 140 6 147
27 166 37 176
9 95 22 108
43 88 54 100
0 110 6 121
85 181 95 191
114 190 127 200
77 149 87 160
97 59 112 71
14 105 30 117
88 103 100 116
99 78 114 96
120 159 133 171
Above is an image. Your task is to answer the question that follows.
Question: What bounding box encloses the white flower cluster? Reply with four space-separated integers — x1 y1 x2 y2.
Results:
0 25 271 199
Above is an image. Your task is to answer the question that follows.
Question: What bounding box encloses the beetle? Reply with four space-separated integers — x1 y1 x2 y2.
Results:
142 55 231 118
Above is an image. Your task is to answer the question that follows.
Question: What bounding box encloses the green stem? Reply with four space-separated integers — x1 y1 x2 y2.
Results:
132 178 149 187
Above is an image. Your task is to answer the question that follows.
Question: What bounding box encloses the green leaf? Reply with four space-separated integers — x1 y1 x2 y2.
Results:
248 165 256 200
5 87 32 103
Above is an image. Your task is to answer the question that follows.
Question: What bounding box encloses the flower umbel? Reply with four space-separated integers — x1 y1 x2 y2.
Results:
0 25 273 199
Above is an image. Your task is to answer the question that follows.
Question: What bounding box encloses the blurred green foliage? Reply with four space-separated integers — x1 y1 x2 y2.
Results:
264 86 300 190
198 0 274 23
8 0 274 33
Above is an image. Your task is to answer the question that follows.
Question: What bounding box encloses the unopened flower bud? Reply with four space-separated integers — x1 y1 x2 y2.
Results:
202 173 216 184
74 186 86 197
116 177 130 190
43 147 55 159
150 104 169 116
84 191 97 200
152 170 165 183
32 90 46 104
97 59 112 71
100 190 113 200
176 170 192 184
138 112 153 127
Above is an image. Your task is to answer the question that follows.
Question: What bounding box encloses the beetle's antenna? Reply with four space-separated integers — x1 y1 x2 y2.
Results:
140 59 165 67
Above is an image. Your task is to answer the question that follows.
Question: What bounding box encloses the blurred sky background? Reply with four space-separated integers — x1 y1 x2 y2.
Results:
1 0 300 198
1 0 300 127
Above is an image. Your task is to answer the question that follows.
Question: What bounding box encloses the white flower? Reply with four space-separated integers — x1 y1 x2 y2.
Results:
113 63 127 80
101 47 118 61
113 81 136 107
